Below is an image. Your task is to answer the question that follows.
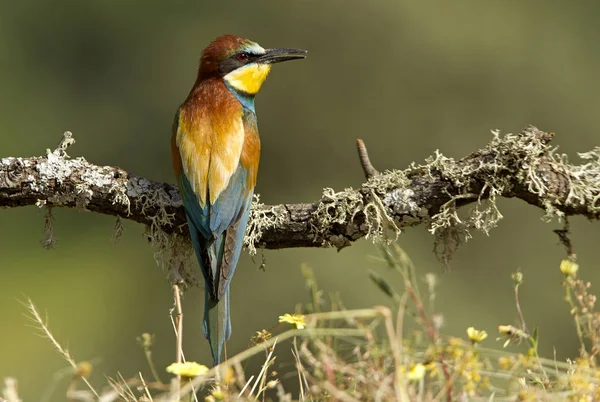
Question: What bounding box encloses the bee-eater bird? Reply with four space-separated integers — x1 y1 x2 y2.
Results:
171 35 306 366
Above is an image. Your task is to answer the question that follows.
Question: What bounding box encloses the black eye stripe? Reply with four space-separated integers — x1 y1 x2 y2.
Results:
219 52 261 75
234 52 260 62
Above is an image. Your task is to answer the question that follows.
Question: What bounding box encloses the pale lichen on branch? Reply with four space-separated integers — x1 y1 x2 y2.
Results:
0 127 598 272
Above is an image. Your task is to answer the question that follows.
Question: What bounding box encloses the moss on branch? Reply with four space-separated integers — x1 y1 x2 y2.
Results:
1 126 598 279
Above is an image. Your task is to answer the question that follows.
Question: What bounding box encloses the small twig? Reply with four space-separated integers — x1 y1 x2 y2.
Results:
554 218 576 259
292 338 307 400
515 288 527 333
138 334 163 384
138 372 153 401
238 375 255 397
172 284 183 396
356 139 379 179
116 372 136 400
563 280 587 355
513 273 528 333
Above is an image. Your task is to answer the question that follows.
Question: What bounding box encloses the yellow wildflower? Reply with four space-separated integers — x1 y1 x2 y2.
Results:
481 376 491 390
206 388 225 401
278 313 305 329
408 363 426 381
498 356 514 370
467 327 488 344
75 361 93 378
448 337 464 347
166 362 209 378
560 260 579 277
224 366 236 385
425 362 439 379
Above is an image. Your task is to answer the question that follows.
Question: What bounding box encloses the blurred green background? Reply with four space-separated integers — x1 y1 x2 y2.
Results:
1 0 600 399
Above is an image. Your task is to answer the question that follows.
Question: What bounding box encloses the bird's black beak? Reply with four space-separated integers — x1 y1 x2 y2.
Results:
257 48 307 64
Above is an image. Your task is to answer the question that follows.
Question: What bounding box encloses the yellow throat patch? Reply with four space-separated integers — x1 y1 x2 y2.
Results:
224 63 272 95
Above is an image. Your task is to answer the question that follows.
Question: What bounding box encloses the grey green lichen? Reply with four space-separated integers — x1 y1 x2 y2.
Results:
366 169 425 229
37 138 194 284
35 147 132 212
138 182 196 288
544 146 600 220
26 127 599 277
422 129 540 263
306 126 600 264
425 126 600 263
311 187 364 248
311 179 404 248
244 194 287 256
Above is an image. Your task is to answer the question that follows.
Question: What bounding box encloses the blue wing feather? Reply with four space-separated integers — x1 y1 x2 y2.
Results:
210 167 248 234
179 165 251 295
179 174 211 238
178 160 253 365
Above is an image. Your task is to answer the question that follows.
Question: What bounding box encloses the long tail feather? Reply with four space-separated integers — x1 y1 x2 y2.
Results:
203 288 230 366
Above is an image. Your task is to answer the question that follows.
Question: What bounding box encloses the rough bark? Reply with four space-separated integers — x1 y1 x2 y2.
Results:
1 127 599 253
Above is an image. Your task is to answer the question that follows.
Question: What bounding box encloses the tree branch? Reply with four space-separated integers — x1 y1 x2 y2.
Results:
1 127 599 254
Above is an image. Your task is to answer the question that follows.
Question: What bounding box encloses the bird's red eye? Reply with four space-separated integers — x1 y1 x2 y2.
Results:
236 52 249 62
